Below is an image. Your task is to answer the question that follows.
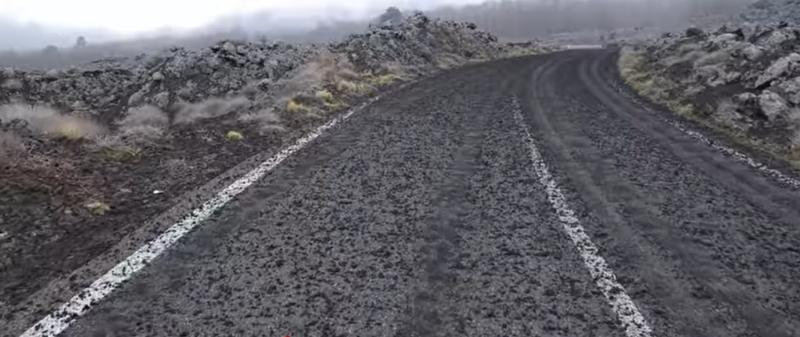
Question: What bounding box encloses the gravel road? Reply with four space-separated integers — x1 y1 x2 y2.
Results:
4 50 800 337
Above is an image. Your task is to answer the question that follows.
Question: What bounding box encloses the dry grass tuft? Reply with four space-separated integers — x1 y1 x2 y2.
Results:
173 96 250 124
315 89 346 109
225 130 244 141
367 73 403 87
618 47 695 117
336 80 372 95
100 145 142 162
286 99 310 113
118 105 169 144
618 47 648 82
91 134 142 162
316 90 335 104
0 104 103 140
85 201 111 216
120 105 169 129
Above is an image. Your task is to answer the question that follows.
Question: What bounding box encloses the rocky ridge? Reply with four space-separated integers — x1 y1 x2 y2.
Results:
619 1 800 165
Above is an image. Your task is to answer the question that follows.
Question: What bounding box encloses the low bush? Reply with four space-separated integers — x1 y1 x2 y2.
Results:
100 145 142 162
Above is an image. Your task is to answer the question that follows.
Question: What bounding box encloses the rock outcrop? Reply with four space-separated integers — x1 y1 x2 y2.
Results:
1 12 537 129
620 1 800 163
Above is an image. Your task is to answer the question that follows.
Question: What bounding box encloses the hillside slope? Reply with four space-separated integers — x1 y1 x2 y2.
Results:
0 12 543 307
619 1 800 166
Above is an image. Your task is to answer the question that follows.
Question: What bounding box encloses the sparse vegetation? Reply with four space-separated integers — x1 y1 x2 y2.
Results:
120 105 169 129
286 99 310 113
315 89 345 109
368 74 403 87
620 13 800 167
619 47 696 118
315 90 335 104
173 96 250 124
117 105 169 144
336 80 372 95
84 201 111 216
0 11 555 297
225 130 244 141
0 104 103 140
100 145 142 162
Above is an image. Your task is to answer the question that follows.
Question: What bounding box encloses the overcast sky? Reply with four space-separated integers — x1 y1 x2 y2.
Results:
0 0 485 34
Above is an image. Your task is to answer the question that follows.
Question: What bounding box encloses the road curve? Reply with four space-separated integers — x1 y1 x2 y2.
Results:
4 50 800 337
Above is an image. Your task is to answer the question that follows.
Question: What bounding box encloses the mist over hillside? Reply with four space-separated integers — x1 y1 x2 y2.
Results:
431 0 755 40
0 0 759 69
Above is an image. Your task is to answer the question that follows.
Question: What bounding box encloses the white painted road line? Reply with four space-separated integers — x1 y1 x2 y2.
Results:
667 118 800 190
19 98 378 337
512 98 653 337
617 87 800 190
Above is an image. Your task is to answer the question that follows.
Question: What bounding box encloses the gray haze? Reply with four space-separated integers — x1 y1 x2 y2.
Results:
0 0 758 69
